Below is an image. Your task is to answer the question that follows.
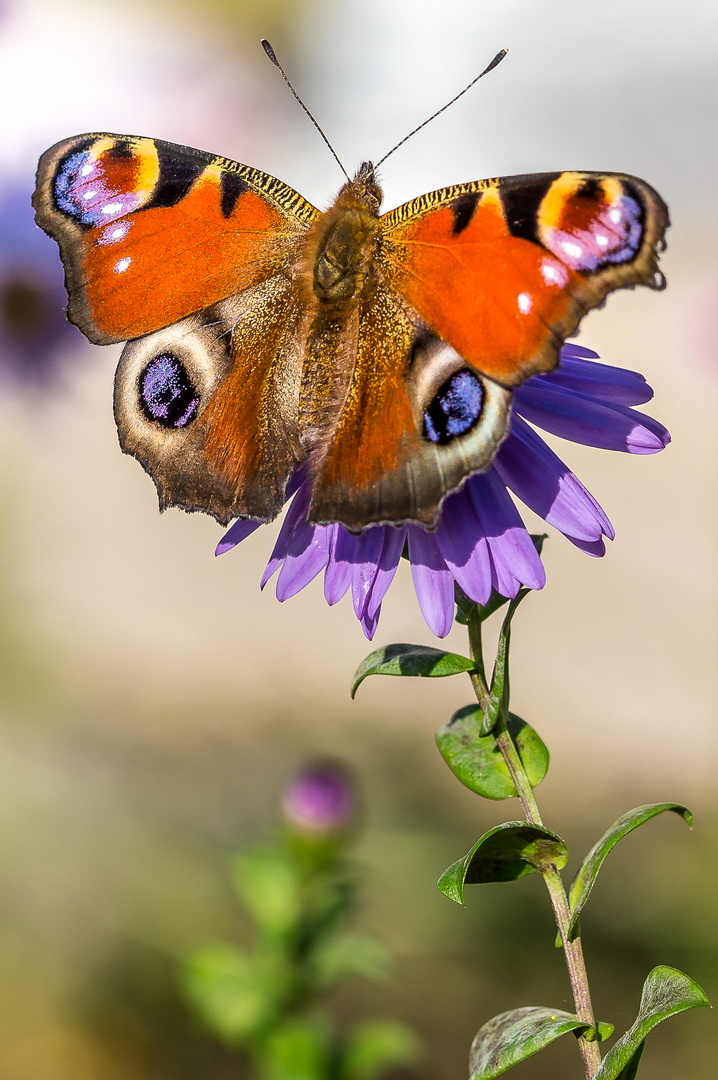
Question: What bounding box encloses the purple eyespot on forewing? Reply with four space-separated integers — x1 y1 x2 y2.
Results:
54 150 140 226
140 354 199 428
424 369 484 444
598 195 643 264
547 195 643 272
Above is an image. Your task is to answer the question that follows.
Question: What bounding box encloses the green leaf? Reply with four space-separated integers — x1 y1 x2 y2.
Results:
351 644 474 698
593 966 710 1080
341 1020 422 1080
438 822 568 904
231 848 301 936
469 1006 594 1079
311 932 391 986
436 708 549 799
262 1017 330 1080
566 803 692 939
614 1045 644 1080
181 945 287 1043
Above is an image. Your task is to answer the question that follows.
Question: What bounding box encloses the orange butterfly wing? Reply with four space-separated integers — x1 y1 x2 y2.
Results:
33 134 317 344
379 171 668 386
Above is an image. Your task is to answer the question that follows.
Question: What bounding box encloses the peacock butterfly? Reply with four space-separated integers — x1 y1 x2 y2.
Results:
32 58 668 533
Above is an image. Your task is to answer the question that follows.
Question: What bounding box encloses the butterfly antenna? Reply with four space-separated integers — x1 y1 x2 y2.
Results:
261 39 350 182
375 48 508 168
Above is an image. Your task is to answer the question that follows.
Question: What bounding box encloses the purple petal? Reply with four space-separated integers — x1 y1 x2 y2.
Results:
488 549 522 598
513 381 670 454
560 342 600 360
466 471 546 592
364 527 406 621
568 536 607 557
495 414 614 543
360 604 381 640
324 527 356 605
407 527 455 638
216 466 307 555
435 492 493 606
544 354 655 406
276 524 330 600
260 483 312 590
352 529 385 617
215 517 262 555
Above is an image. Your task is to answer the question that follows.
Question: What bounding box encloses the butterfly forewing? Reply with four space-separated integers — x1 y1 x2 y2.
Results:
33 134 318 344
380 171 668 388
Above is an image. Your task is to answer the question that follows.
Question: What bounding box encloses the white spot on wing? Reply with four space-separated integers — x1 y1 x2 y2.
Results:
517 292 532 314
114 256 132 273
561 239 583 259
608 207 622 224
101 202 124 216
98 221 132 246
540 258 568 287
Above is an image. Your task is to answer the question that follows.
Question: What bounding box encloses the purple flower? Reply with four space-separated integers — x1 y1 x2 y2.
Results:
281 762 357 835
0 178 84 387
217 345 670 639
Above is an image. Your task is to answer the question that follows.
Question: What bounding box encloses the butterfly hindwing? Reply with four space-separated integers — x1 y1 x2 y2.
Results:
115 274 307 524
304 284 512 530
380 171 668 387
33 134 318 344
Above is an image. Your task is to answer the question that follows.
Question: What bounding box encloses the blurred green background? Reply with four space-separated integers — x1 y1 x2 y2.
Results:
0 0 716 1077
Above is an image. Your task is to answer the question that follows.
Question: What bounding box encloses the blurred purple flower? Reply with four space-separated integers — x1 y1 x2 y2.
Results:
217 345 670 639
0 178 83 386
281 762 356 835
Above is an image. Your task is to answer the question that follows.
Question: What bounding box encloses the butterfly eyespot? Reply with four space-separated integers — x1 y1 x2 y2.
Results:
139 353 199 428
423 369 484 445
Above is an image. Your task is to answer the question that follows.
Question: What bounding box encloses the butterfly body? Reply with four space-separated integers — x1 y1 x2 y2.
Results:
33 134 668 532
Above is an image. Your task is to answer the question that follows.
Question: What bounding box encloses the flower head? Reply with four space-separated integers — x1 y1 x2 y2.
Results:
217 345 669 638
0 178 84 387
281 762 357 835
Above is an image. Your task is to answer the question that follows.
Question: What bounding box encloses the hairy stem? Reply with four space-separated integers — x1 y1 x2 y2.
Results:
468 613 601 1079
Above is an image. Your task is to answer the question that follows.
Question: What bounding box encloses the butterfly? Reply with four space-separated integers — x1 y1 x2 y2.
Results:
33 126 668 533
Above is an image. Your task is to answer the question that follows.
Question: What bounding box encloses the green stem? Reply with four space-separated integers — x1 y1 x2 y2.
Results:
467 607 490 710
468 613 601 1080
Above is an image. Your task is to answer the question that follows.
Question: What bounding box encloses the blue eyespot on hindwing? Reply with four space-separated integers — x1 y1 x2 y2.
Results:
139 354 199 428
423 369 484 444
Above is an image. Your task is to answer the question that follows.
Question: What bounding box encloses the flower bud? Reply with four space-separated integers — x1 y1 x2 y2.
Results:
280 761 356 835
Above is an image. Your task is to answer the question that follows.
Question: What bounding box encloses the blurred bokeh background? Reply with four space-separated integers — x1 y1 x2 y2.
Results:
0 0 716 1076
